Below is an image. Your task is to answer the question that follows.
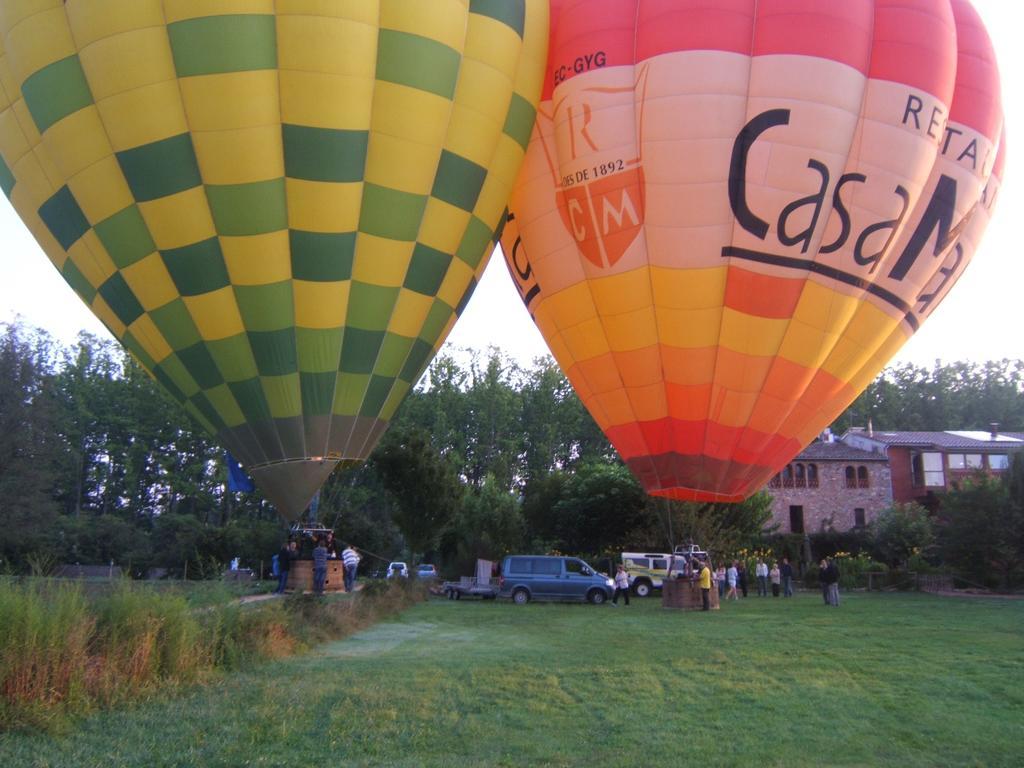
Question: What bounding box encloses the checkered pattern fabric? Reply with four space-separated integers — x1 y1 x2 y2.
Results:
0 0 547 516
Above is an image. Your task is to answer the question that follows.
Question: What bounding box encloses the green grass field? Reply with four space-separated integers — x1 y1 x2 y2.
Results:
2 591 1021 767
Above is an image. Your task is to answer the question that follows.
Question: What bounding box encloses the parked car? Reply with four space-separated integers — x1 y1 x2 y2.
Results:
415 564 438 579
673 544 708 561
621 552 685 597
499 555 614 605
387 562 409 578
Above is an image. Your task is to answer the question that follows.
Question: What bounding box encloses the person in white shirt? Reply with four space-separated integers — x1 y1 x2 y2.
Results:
612 564 630 606
726 562 739 600
341 544 361 593
755 558 769 597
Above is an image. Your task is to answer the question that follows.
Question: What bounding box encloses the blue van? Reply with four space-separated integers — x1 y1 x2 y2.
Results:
499 555 614 605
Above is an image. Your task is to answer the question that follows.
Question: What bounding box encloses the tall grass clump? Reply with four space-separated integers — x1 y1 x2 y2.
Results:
1 577 428 732
0 580 92 728
89 583 206 702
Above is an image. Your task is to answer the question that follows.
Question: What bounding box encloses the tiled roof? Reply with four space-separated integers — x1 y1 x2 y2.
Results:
842 430 1024 450
794 440 888 461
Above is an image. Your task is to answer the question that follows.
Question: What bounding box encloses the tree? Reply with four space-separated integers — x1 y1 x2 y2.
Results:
58 514 152 569
871 502 935 568
521 471 570 550
628 493 776 559
371 427 464 556
461 349 526 489
441 476 524 576
318 464 405 566
939 471 1024 589
0 322 62 568
521 463 648 555
520 358 611 484
836 359 1024 432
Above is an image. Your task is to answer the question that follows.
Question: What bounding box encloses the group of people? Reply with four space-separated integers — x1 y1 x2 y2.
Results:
616 555 809 613
273 534 362 596
716 557 797 599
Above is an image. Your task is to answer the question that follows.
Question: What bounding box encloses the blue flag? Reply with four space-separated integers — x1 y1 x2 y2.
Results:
226 453 255 493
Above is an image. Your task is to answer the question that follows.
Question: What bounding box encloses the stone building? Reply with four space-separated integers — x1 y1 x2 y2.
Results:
765 438 892 534
763 426 1024 530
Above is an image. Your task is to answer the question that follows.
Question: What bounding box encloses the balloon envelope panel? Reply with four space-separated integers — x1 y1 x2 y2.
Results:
501 0 1003 502
0 0 547 517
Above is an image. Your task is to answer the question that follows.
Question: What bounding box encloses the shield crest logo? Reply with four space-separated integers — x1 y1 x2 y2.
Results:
558 165 645 269
539 66 649 270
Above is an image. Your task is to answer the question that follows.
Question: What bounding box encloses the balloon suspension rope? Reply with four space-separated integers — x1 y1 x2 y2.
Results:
662 496 677 576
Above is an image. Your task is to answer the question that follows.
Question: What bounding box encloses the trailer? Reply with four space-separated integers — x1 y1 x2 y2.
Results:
442 576 499 600
442 559 500 600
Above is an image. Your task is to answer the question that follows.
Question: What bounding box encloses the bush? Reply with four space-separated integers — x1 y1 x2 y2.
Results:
834 553 888 589
870 503 935 567
802 554 888 590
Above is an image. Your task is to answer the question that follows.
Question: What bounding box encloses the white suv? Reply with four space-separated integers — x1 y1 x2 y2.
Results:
387 561 409 578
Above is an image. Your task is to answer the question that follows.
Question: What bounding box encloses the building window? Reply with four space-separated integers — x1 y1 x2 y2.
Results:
789 506 804 534
912 452 945 487
854 508 866 528
782 465 794 488
795 463 806 488
949 453 983 470
845 466 857 489
989 454 1010 470
808 464 819 488
857 466 869 488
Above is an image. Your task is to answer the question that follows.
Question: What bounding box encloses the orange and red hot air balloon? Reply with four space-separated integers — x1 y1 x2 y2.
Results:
502 0 1005 503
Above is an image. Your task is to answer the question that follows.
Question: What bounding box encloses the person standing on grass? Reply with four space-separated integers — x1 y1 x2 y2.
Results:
274 539 292 594
781 557 794 597
699 561 712 611
769 562 781 597
716 564 727 598
725 561 739 600
825 558 840 606
612 565 630 606
342 543 361 592
818 559 830 604
738 562 748 598
755 558 769 596
312 537 328 595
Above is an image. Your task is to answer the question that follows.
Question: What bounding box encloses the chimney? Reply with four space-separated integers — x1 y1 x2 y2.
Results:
868 418 874 438
990 422 1000 441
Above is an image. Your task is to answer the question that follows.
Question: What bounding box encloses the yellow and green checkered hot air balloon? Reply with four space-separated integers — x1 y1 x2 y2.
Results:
0 0 547 518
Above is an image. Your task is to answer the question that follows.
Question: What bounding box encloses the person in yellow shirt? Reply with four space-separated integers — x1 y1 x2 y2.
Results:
699 562 712 611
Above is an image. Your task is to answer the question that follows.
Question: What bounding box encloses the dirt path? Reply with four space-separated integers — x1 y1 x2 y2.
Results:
235 584 366 605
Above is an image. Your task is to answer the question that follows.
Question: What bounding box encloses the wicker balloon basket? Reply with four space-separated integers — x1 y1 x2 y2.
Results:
662 578 720 611
286 560 347 593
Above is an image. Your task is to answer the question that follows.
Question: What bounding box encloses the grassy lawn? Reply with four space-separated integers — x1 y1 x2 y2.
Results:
2 591 1021 767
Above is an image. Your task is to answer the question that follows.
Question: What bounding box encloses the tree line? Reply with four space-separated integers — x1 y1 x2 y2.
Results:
2 319 1023 585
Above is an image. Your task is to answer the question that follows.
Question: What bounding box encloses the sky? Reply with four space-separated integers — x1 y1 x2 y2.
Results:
1 1 1021 373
